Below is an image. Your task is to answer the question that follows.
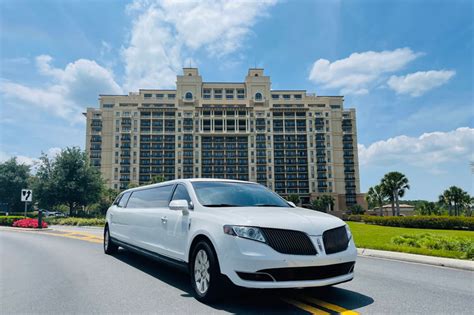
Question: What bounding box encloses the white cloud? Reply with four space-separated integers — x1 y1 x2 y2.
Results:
387 70 455 97
122 0 277 91
358 127 474 170
0 55 122 124
0 147 61 168
309 48 422 95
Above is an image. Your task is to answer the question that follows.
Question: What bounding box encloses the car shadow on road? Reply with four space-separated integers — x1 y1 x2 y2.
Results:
112 249 374 314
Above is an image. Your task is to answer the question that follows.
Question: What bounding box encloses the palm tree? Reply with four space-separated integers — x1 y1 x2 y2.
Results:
286 194 300 206
320 195 335 212
381 172 410 216
439 186 471 216
366 184 387 216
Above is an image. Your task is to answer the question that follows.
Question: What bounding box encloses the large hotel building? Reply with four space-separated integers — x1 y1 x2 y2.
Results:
85 68 364 214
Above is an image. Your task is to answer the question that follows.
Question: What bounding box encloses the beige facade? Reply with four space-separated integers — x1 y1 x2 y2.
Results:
85 68 363 214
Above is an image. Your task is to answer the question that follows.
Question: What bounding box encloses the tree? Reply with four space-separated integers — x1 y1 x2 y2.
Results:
286 194 300 205
35 147 103 216
31 153 56 209
148 175 166 184
310 198 326 212
0 158 31 212
415 201 441 216
88 187 119 215
366 184 388 216
349 204 365 215
381 172 410 216
439 186 471 216
309 195 334 213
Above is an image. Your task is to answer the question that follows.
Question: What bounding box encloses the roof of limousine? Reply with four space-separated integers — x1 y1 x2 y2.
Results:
124 178 256 192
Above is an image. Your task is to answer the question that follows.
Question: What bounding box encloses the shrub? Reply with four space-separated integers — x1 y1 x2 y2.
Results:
345 215 474 231
49 217 105 227
0 216 25 226
392 233 474 259
12 218 48 229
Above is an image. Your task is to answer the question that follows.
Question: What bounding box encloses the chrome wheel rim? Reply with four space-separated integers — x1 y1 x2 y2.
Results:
104 230 109 250
194 249 210 294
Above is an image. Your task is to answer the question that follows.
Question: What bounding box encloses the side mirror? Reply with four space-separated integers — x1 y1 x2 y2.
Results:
169 199 190 214
288 201 296 208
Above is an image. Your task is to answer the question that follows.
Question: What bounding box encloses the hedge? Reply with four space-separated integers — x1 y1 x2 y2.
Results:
0 216 25 226
46 217 106 227
344 215 474 231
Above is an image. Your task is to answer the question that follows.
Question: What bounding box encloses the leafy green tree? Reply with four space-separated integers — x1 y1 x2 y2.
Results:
381 172 410 216
0 158 31 212
286 194 300 205
88 187 119 215
439 186 471 216
415 201 441 216
310 198 326 212
31 153 56 209
148 175 166 184
126 182 140 189
35 147 103 216
309 195 334 212
349 204 365 215
366 184 388 216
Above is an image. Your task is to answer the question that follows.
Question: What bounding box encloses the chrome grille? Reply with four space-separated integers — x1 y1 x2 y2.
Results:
323 226 349 254
261 228 317 255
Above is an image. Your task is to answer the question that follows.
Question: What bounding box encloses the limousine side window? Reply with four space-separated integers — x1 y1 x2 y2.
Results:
126 185 173 208
117 192 131 208
171 184 191 205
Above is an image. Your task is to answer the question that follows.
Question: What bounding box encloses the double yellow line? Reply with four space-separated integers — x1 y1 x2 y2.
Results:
282 295 359 314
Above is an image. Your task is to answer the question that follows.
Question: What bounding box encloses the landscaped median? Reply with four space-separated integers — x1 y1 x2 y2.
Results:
45 217 105 227
0 216 48 229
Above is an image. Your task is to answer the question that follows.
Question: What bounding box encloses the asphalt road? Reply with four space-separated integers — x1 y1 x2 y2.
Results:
1 227 473 314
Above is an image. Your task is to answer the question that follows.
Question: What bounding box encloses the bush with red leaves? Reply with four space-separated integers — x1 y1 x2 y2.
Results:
12 218 48 229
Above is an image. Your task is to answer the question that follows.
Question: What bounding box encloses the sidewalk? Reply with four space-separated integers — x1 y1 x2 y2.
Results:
357 248 474 271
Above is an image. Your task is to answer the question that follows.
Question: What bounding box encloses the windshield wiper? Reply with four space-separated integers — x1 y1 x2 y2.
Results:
254 204 287 207
203 204 240 207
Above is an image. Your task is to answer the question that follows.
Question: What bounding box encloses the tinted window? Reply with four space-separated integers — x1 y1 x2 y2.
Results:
127 185 173 208
171 184 191 204
192 182 290 208
117 192 131 207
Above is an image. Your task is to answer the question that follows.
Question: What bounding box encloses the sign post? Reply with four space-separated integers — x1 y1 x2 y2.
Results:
21 189 33 217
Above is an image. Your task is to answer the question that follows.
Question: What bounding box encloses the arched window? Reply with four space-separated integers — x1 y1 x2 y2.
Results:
255 92 263 100
185 92 193 100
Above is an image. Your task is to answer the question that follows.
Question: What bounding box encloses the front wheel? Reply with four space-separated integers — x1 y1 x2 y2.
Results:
104 225 118 255
190 241 224 303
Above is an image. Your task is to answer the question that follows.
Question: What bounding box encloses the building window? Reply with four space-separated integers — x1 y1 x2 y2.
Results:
255 92 263 100
185 92 193 100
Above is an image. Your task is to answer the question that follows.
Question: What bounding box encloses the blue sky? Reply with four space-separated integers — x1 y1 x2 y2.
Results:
1 0 472 200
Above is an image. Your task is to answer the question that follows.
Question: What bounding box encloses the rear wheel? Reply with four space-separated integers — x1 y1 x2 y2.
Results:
104 225 118 255
190 241 224 303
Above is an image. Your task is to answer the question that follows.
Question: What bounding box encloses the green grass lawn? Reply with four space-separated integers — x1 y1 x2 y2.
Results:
347 222 474 260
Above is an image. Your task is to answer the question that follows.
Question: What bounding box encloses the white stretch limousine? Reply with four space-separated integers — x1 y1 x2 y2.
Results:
104 179 356 302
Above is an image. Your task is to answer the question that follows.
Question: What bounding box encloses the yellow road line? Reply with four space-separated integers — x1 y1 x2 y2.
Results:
281 297 330 315
0 227 103 244
297 295 359 315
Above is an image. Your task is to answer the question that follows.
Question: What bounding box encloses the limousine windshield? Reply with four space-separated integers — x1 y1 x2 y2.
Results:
192 181 291 208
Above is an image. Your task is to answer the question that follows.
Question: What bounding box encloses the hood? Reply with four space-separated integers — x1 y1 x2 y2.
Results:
212 206 345 236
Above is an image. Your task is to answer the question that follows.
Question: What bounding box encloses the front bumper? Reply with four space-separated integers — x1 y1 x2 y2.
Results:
218 234 357 288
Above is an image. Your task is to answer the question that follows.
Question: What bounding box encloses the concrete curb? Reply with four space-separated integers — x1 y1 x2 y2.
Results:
358 248 474 271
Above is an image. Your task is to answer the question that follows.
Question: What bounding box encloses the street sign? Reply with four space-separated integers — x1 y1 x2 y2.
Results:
21 189 33 202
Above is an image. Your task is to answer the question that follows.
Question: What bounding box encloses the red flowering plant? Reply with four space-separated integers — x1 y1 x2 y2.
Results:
12 218 48 229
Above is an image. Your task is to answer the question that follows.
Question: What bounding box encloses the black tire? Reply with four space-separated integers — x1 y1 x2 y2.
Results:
190 241 225 303
104 225 118 255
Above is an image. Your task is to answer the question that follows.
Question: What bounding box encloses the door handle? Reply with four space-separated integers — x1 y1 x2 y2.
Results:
161 216 168 223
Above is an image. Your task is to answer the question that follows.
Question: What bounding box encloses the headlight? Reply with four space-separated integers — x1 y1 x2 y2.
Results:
223 225 266 243
345 224 352 241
